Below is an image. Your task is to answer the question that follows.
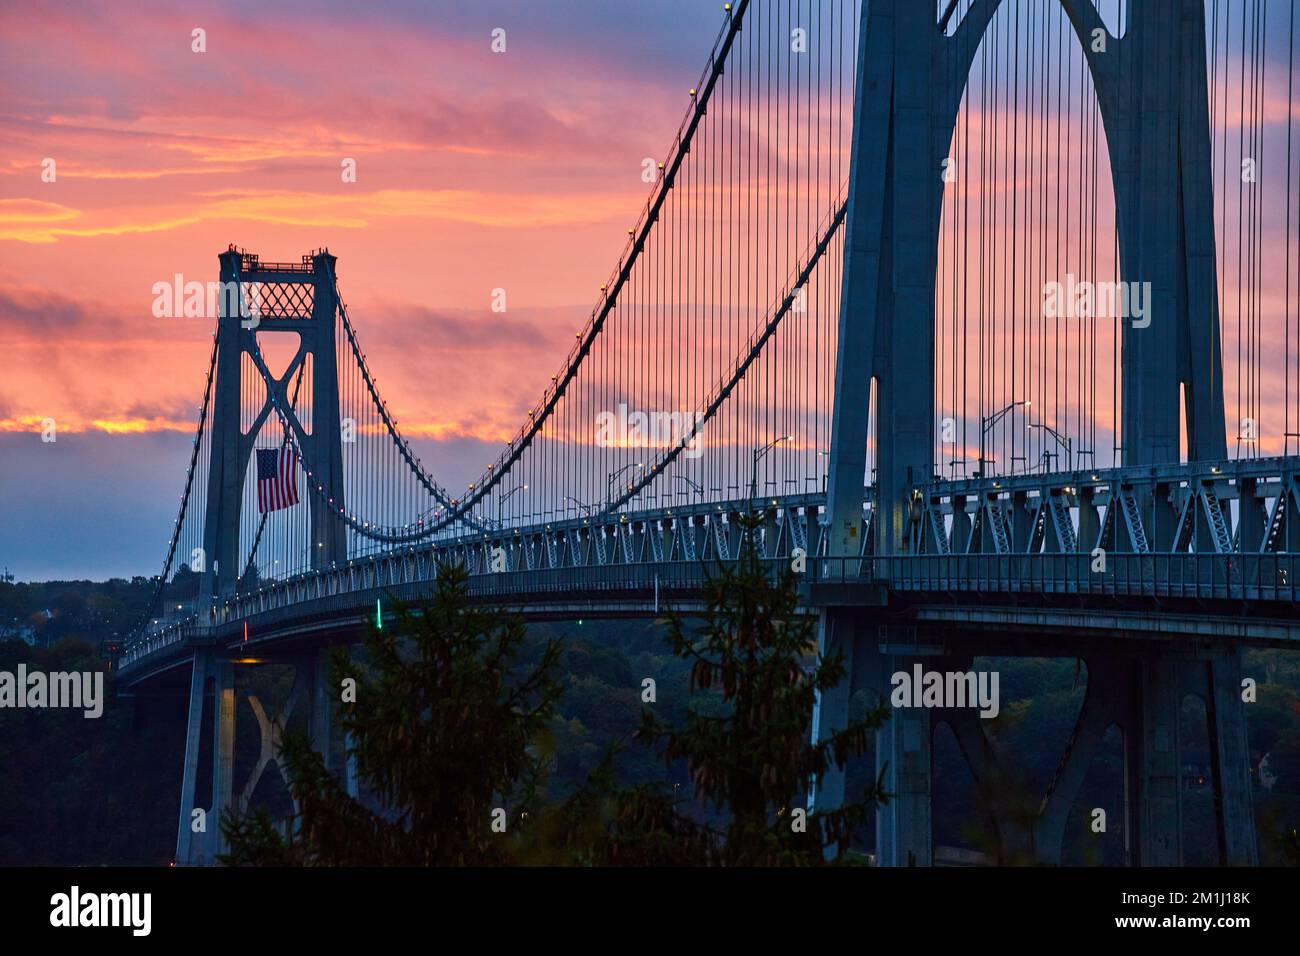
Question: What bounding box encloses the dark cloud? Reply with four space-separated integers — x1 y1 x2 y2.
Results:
379 301 568 351
0 284 104 338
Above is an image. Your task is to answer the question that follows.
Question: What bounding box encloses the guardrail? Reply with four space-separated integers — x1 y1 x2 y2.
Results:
117 617 199 671
216 557 801 620
119 558 796 672
886 552 1297 602
120 550 1298 674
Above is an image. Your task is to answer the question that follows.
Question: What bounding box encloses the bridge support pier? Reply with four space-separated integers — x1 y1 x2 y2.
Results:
809 611 856 818
813 620 1258 867
870 639 945 868
1033 658 1129 865
212 655 235 859
174 648 235 866
310 648 333 774
1194 646 1257 866
1130 654 1185 865
306 646 360 797
936 699 1035 865
174 647 348 864
175 648 211 866
813 614 936 867
1036 647 1257 866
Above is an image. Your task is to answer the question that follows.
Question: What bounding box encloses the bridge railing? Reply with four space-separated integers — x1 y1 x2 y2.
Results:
120 547 1297 674
118 616 199 671
463 560 713 598
212 555 824 622
887 553 1297 602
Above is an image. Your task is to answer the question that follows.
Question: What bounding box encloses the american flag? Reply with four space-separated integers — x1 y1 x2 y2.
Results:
256 446 299 513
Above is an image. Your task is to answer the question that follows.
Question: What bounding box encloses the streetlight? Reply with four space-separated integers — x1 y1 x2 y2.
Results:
674 475 703 498
978 402 1029 477
564 495 595 517
750 436 792 500
1028 422 1072 472
498 484 528 528
815 450 831 492
606 463 644 505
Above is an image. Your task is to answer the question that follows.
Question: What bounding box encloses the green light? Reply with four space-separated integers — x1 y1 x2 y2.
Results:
376 598 383 630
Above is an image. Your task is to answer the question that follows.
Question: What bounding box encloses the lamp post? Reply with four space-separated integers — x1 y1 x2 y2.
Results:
978 401 1029 477
498 484 527 528
606 463 644 506
563 495 594 517
674 474 703 499
1028 422 1072 472
750 436 792 501
815 449 831 492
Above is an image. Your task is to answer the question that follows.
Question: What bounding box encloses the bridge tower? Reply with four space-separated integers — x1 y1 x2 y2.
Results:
176 249 351 864
817 0 1253 866
198 248 348 608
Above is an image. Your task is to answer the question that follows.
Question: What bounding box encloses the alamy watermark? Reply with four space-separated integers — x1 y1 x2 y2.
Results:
0 665 104 718
50 886 150 936
1043 273 1151 329
890 663 1000 719
152 274 262 327
595 402 705 459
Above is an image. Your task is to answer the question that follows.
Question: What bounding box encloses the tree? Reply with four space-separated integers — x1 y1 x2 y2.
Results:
558 514 889 866
0 637 180 865
221 561 562 865
223 518 888 867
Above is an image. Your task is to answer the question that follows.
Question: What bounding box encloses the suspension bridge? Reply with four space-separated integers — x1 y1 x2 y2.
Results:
118 0 1300 867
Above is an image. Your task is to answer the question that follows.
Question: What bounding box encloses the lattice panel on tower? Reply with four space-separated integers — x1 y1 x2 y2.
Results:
246 281 314 320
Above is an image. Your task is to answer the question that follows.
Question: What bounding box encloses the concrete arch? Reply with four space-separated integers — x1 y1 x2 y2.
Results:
825 0 1226 563
935 1 1126 479
1058 0 1228 466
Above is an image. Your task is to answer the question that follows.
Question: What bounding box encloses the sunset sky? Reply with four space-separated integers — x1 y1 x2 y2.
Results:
2 1 1297 582
0 0 727 579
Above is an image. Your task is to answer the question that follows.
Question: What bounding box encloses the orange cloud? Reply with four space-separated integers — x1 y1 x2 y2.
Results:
0 415 194 435
0 187 641 244
0 198 82 242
